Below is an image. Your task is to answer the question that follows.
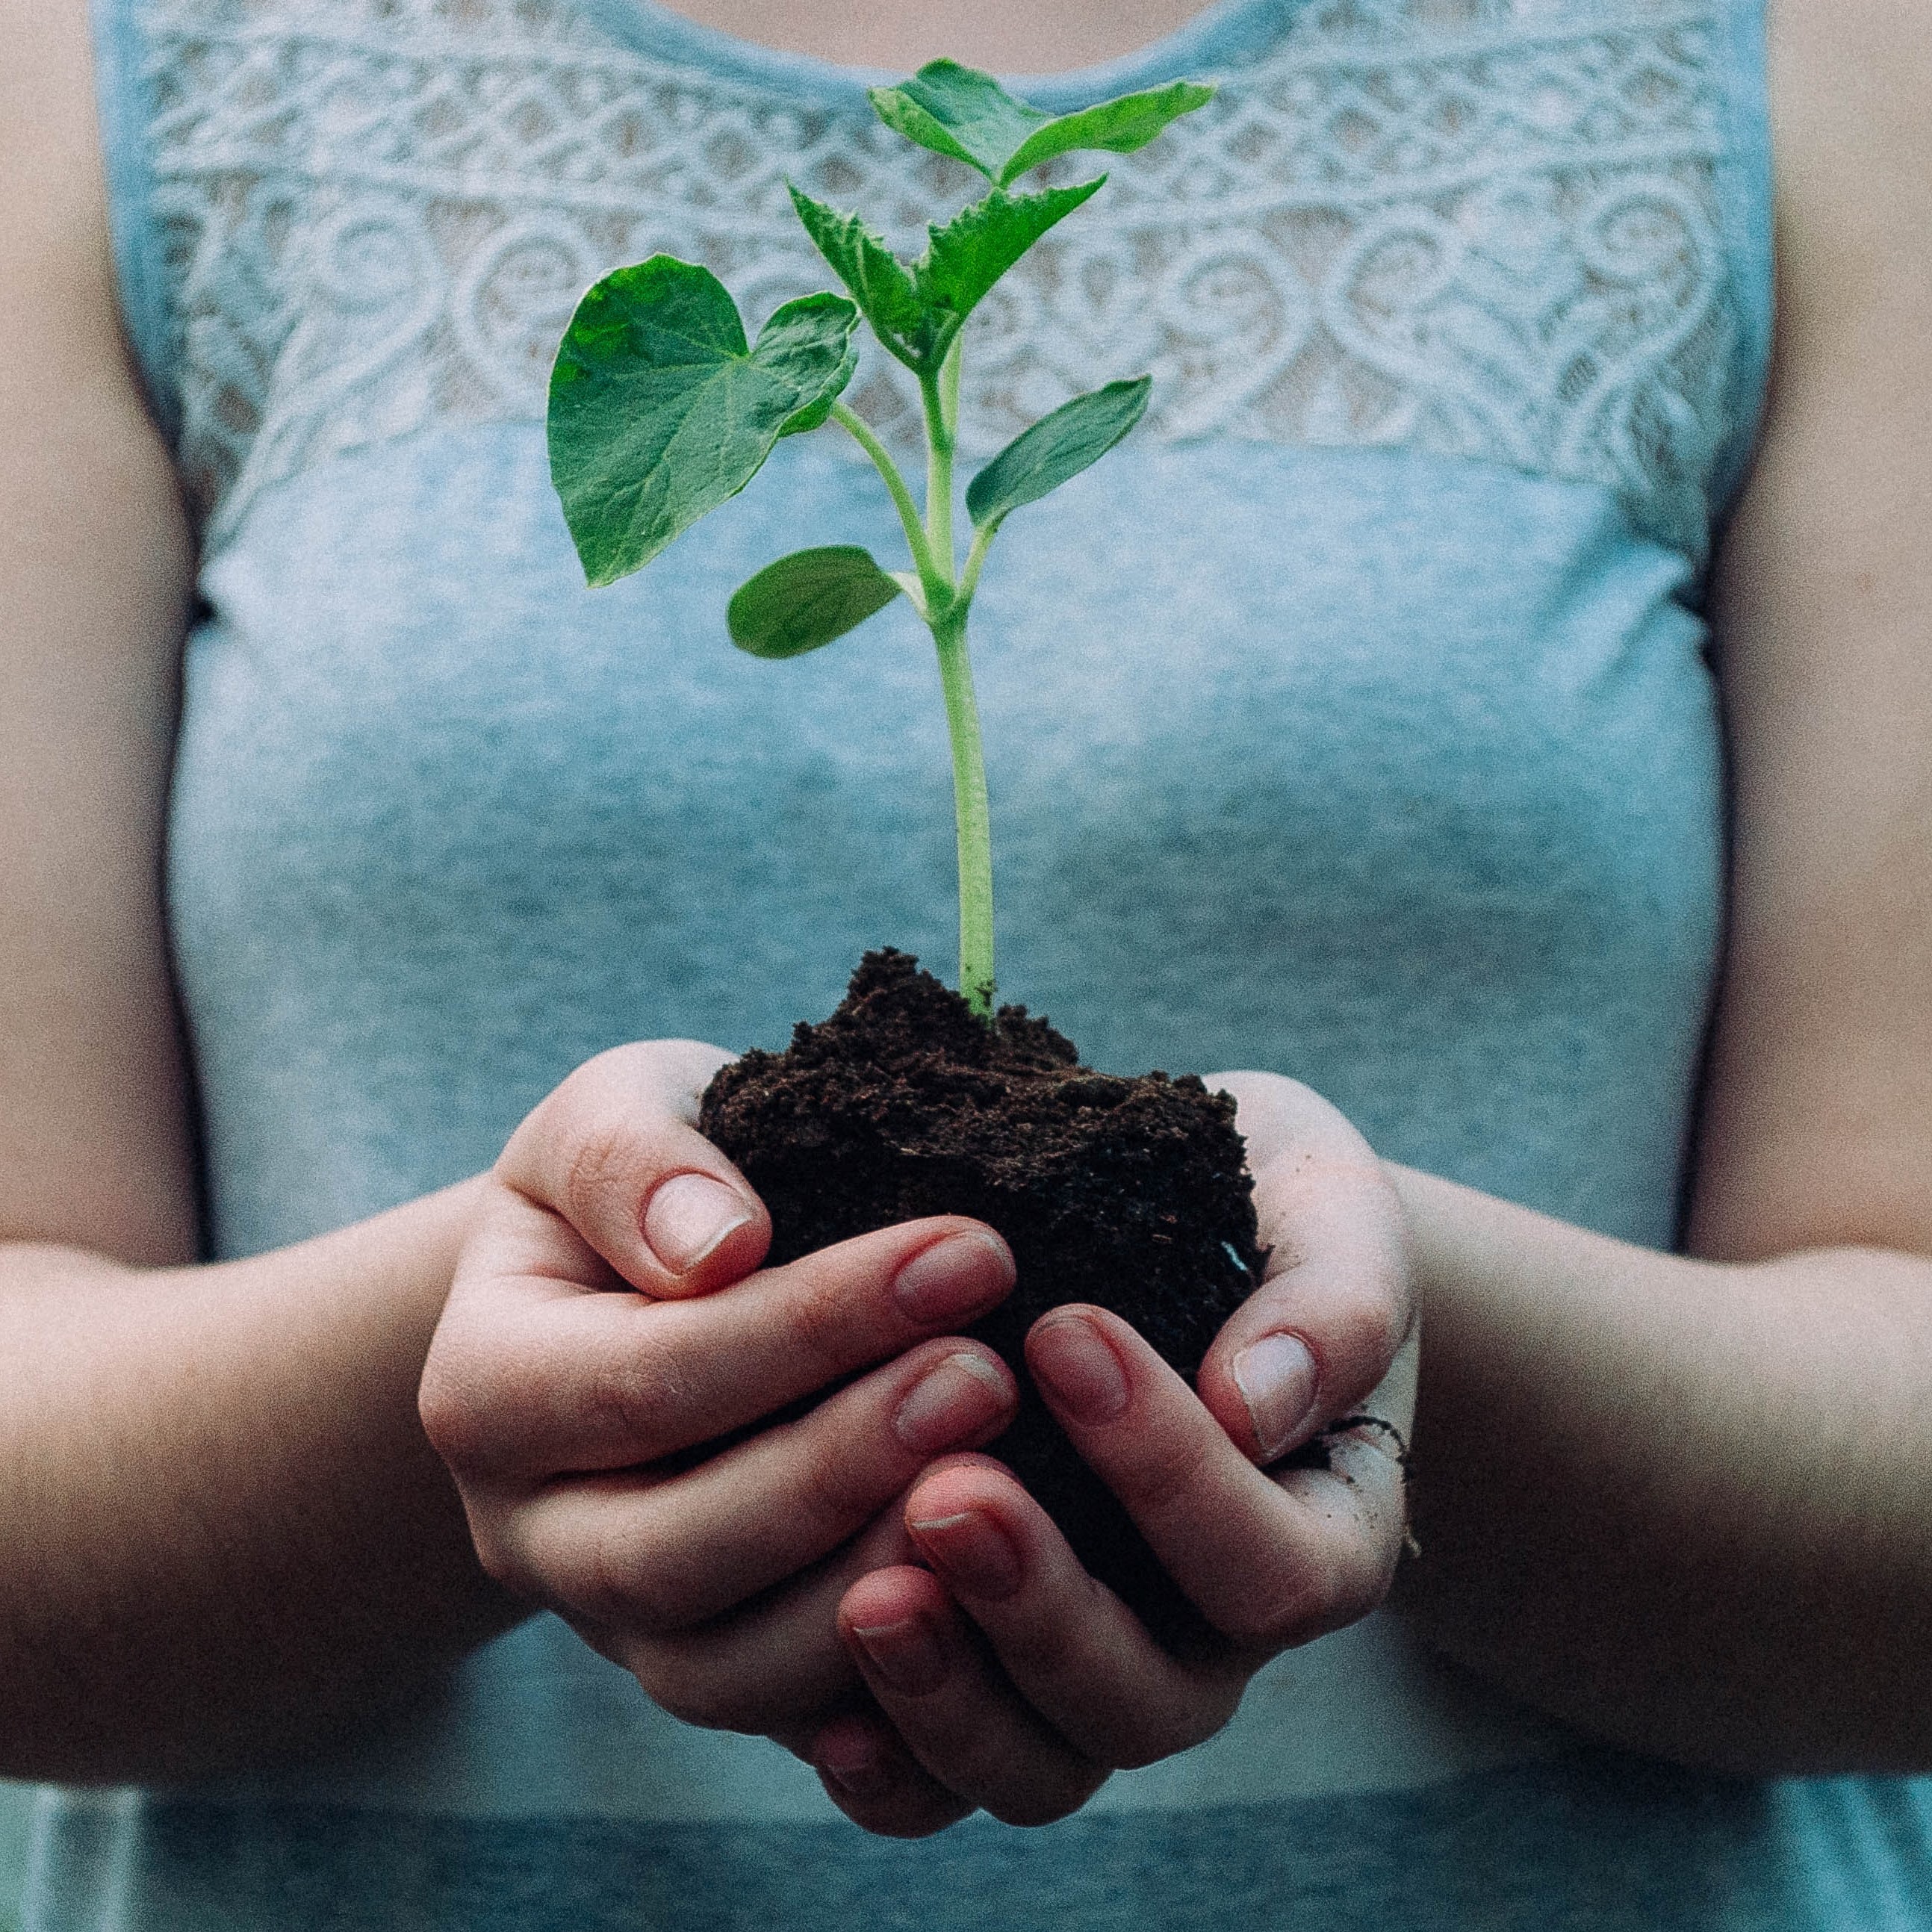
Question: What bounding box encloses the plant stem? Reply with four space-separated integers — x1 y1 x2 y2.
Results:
846 344 994 1019
830 403 937 588
931 600 995 1016
921 354 957 578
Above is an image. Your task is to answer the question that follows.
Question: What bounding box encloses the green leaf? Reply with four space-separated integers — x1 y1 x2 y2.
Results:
547 258 859 587
916 178 1104 330
779 332 857 436
784 175 1109 376
869 61 1049 181
868 61 1214 187
997 81 1216 185
727 547 904 658
965 375 1152 529
786 187 941 369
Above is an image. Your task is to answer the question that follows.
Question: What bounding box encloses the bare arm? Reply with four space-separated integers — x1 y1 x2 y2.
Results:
1390 0 1932 1774
0 0 517 1782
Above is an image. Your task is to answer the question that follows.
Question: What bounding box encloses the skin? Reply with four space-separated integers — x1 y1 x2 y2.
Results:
423 1049 1415 1833
2 0 1930 1842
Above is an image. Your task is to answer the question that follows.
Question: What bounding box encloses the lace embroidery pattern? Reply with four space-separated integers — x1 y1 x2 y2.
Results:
137 0 1742 558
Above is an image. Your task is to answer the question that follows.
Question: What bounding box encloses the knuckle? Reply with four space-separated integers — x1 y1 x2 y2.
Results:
417 1354 498 1477
787 1425 872 1541
1008 1615 1082 1687
1122 1428 1217 1520
562 1116 643 1238
583 1347 686 1462
998 1577 1110 1686
1348 1276 1407 1373
777 1269 864 1382
500 1066 595 1189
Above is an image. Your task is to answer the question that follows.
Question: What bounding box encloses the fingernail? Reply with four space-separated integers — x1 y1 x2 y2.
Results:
892 1231 1014 1326
893 1351 1010 1456
908 1508 1023 1600
851 1613 948 1695
1233 1332 1318 1462
1029 1314 1128 1425
642 1172 754 1274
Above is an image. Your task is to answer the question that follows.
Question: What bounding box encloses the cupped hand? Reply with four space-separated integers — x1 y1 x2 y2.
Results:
810 1069 1418 1836
419 1039 1021 1752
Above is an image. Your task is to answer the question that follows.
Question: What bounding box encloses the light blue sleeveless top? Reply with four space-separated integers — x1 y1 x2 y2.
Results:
26 0 1932 1925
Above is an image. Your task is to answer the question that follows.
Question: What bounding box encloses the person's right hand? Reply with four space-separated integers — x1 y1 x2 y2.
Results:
418 1039 1021 1759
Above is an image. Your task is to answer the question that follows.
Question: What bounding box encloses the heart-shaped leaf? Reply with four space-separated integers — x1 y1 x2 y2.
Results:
727 546 905 658
917 178 1104 331
869 62 1214 187
787 187 940 370
965 376 1152 530
547 258 859 587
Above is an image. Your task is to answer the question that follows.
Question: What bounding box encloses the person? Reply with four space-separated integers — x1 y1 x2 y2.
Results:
2 0 1928 1924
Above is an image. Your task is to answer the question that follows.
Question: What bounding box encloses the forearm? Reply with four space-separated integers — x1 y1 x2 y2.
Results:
1387 1164 1932 1774
0 1177 522 1783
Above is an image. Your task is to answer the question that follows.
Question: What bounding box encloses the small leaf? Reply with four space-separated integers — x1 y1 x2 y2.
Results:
868 60 1049 181
868 61 1214 187
727 546 905 658
787 187 941 369
547 261 859 587
997 81 1216 185
965 376 1152 529
779 333 857 436
916 179 1104 332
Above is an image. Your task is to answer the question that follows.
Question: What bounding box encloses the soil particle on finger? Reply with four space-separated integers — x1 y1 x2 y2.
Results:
699 948 1269 1647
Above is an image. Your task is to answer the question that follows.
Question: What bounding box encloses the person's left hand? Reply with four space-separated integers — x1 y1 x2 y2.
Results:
805 1069 1418 1837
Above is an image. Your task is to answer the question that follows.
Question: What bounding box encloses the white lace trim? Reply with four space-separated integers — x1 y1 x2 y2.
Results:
137 0 1744 558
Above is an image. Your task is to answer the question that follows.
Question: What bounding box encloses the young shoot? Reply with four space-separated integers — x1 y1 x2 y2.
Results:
546 61 1214 1019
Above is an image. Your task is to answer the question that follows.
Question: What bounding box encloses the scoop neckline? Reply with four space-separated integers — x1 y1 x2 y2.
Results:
572 0 1299 112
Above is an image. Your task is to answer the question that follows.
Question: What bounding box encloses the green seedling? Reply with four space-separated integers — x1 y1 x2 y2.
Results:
547 60 1214 1017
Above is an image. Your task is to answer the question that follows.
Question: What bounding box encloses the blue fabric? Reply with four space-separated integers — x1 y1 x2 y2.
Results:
166 429 1721 1255
12 1761 1881 1932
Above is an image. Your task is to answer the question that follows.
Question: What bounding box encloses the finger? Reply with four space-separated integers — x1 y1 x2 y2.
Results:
1196 1071 1414 1462
836 1565 1110 1828
608 1507 917 1739
427 1212 1014 1481
900 1457 1246 1766
810 1709 976 1839
485 1338 1017 1630
1028 1308 1408 1648
495 1039 770 1297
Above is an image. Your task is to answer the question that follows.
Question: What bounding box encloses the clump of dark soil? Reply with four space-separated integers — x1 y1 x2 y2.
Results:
698 948 1268 1647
